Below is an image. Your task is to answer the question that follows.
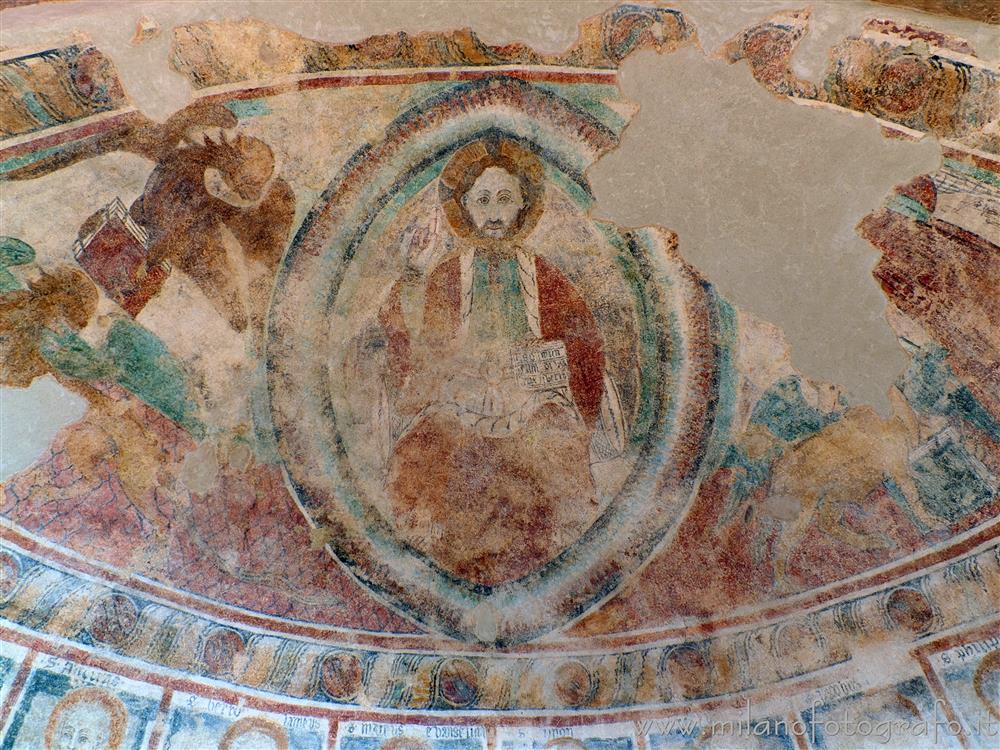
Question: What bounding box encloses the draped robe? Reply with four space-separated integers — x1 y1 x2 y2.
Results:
377 247 605 584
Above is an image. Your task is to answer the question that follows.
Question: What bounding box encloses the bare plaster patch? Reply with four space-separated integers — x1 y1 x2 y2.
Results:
593 45 941 409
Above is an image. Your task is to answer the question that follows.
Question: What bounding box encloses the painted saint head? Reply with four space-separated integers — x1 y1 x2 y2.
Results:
44 688 127 750
439 137 545 242
218 716 290 750
975 650 1000 721
543 738 588 750
380 735 432 750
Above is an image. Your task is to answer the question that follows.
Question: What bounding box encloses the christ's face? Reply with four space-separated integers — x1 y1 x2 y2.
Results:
461 167 524 238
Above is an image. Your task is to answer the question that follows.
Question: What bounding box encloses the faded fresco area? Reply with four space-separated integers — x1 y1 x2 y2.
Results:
0 1 998 748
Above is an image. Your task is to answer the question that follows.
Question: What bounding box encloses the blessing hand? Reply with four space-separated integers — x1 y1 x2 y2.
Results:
399 212 441 272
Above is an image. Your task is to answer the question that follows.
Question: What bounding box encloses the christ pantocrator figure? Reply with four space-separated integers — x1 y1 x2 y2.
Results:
368 137 625 585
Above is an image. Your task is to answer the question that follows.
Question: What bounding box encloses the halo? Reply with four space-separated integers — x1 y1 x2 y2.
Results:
218 716 290 750
543 738 589 750
44 687 128 750
381 735 433 750
974 649 1000 721
438 136 546 241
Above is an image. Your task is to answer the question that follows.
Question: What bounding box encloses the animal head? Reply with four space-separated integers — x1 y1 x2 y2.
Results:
28 267 99 332
189 132 276 202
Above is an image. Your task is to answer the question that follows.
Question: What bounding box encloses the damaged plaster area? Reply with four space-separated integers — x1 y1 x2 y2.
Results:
596 45 939 408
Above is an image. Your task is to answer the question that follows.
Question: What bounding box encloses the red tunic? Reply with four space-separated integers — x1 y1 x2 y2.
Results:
378 252 606 584
379 254 605 425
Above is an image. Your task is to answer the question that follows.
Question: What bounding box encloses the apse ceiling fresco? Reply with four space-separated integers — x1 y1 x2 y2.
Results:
0 1 998 749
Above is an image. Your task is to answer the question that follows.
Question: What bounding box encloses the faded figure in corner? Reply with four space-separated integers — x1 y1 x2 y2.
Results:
364 138 624 585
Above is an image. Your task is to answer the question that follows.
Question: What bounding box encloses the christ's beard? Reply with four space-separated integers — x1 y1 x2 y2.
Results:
479 221 510 238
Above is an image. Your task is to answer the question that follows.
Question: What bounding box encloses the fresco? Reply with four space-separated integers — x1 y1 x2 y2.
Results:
1 0 998 748
336 722 484 750
800 676 966 749
160 692 328 750
497 724 633 750
0 654 160 750
921 627 1000 746
645 715 795 750
0 642 28 714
